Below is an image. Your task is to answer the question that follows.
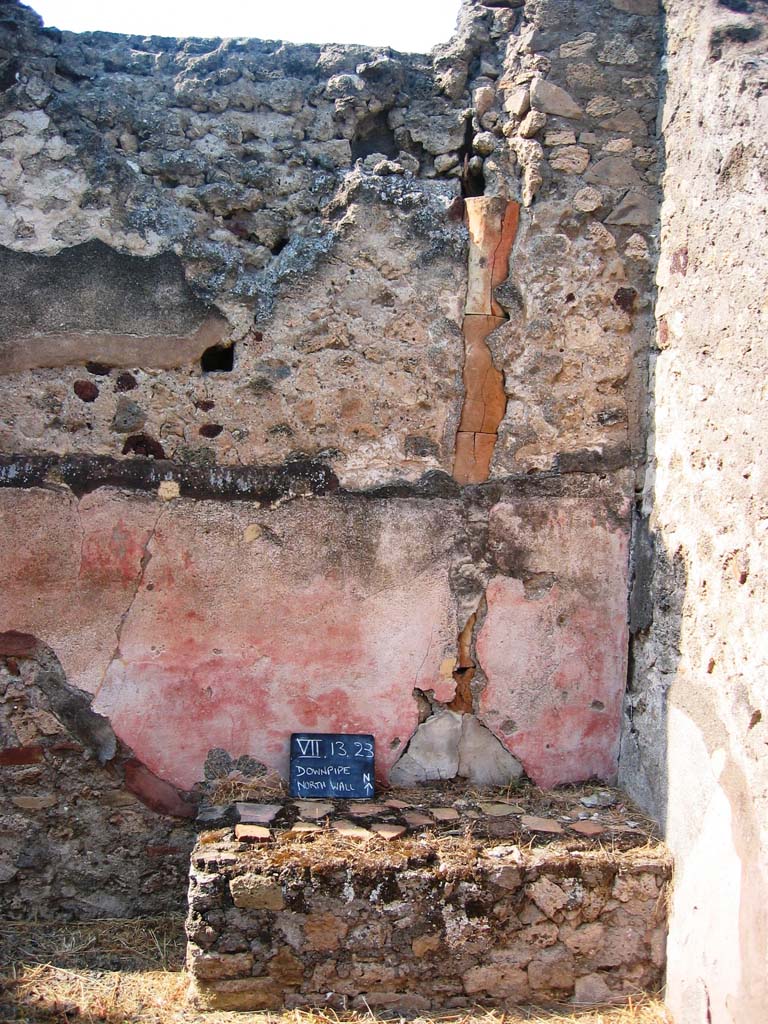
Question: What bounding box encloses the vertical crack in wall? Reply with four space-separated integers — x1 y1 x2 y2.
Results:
448 612 476 714
453 198 520 485
93 506 165 701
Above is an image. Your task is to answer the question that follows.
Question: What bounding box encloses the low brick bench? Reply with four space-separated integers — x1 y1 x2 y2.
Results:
186 790 670 1011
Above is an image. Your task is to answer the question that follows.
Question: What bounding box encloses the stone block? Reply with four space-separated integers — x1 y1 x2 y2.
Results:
412 933 442 956
229 875 284 911
190 976 283 1011
528 946 576 991
530 78 583 120
606 189 657 226
528 877 570 919
585 156 643 187
186 948 253 980
549 145 590 174
573 972 614 1004
268 947 304 985
463 963 530 1000
503 87 530 118
303 912 349 951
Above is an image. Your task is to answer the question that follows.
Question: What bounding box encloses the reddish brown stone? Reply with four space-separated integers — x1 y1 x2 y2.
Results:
73 379 99 402
123 758 198 818
521 815 564 834
0 631 41 659
571 820 606 836
268 947 304 985
115 371 138 392
670 246 688 275
49 740 83 753
0 745 44 766
371 823 407 840
304 912 349 951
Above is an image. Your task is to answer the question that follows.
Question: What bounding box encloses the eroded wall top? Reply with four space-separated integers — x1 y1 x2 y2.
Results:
0 0 661 488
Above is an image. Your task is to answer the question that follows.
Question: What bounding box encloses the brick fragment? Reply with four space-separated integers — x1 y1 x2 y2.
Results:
0 745 44 766
234 824 270 842
123 758 198 818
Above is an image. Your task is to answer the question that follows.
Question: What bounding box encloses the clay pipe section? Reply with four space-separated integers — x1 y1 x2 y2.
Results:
453 197 519 485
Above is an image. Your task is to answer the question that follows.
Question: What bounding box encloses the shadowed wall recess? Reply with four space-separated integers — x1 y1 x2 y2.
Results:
453 197 519 484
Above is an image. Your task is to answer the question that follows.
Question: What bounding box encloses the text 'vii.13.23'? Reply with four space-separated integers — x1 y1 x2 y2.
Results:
289 733 375 799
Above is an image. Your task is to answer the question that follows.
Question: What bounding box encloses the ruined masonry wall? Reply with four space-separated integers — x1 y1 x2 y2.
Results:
0 633 195 918
0 0 660 485
1 0 661 918
186 833 670 1012
619 1 768 1022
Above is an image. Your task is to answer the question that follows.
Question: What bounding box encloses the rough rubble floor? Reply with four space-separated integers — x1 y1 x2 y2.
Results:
200 781 662 852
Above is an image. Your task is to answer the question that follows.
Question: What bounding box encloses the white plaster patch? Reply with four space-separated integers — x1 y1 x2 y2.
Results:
665 707 743 1024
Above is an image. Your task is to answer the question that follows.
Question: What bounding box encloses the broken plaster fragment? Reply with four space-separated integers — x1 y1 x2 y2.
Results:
332 819 371 840
458 715 524 788
431 807 460 821
521 815 564 834
388 709 463 785
372 823 407 840
158 480 180 501
234 824 270 842
295 800 334 819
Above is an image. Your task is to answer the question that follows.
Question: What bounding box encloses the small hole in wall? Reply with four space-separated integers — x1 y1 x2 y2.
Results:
390 737 401 749
122 433 165 459
350 111 398 161
86 361 112 376
465 899 489 919
270 236 289 256
199 424 223 438
0 59 19 91
201 344 235 373
565 292 576 303
591 700 605 711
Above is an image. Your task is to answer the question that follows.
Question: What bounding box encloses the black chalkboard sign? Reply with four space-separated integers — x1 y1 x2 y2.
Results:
289 733 375 800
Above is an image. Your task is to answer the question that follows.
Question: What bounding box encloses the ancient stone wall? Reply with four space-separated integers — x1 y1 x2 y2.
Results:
0 631 195 918
186 828 670 1011
0 0 662 916
619 1 768 1021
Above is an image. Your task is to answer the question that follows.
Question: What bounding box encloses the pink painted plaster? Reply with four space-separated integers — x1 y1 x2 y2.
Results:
0 488 457 789
477 496 630 787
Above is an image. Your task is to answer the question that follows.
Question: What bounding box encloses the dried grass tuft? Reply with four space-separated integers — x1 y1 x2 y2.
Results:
0 918 671 1024
208 767 288 805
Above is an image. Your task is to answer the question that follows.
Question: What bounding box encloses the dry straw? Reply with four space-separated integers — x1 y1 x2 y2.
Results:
0 918 671 1024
